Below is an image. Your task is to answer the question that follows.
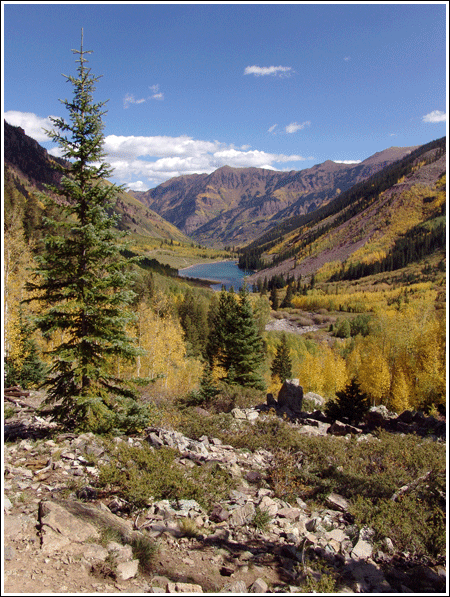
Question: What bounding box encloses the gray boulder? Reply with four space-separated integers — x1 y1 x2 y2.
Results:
303 392 325 410
277 379 303 414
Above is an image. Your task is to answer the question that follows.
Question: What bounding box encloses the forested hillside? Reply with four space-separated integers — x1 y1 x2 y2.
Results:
241 137 446 280
4 112 446 419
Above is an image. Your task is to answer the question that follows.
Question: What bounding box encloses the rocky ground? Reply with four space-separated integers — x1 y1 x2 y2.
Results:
3 389 447 594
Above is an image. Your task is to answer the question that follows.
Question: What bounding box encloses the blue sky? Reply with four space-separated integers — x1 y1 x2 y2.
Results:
3 2 448 191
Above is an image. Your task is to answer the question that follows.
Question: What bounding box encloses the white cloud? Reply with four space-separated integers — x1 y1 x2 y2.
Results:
123 93 147 108
333 160 362 164
123 85 164 108
4 110 56 142
6 111 313 190
48 147 66 158
104 134 311 188
268 124 278 134
244 65 293 77
422 110 446 123
125 180 149 192
285 121 311 134
149 84 164 100
104 134 220 159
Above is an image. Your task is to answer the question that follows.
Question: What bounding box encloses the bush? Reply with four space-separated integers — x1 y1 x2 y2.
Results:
97 440 234 511
251 506 272 532
350 313 372 337
333 318 351 338
351 470 446 558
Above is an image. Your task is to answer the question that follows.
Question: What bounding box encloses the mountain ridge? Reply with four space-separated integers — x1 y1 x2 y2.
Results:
132 146 418 247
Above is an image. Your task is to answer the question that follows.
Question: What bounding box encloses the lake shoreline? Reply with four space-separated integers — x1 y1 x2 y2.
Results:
178 260 254 291
178 259 237 274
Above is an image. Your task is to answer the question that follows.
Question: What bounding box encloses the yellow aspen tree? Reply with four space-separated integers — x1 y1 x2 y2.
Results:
355 338 391 406
4 209 31 359
3 206 44 385
132 302 202 396
295 350 324 395
389 365 410 413
412 315 446 409
321 343 348 398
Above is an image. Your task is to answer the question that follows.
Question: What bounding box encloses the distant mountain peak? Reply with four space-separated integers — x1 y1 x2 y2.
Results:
134 145 419 247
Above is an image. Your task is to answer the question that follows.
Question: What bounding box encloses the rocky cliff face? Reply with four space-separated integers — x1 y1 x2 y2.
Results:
133 148 417 247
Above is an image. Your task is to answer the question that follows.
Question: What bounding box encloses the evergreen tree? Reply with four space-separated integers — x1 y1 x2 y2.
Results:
198 364 219 403
178 290 208 358
230 287 266 390
206 289 239 371
281 281 294 308
270 286 279 310
206 287 265 390
271 332 292 382
325 378 370 425
26 32 147 432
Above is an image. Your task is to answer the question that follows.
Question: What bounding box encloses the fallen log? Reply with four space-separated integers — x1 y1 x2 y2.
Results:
5 387 31 397
4 395 36 410
391 471 431 502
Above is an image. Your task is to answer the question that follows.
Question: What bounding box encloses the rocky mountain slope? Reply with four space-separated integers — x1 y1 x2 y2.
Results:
132 146 418 247
3 120 191 243
4 387 446 594
244 137 446 285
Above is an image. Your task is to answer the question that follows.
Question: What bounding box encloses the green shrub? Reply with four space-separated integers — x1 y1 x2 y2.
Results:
252 507 272 532
179 381 264 414
302 569 337 593
350 313 372 336
97 440 234 511
4 405 16 420
334 317 351 338
351 471 446 559
176 410 233 441
261 427 446 561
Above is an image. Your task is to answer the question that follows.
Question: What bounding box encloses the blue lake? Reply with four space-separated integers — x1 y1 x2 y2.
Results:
178 260 254 291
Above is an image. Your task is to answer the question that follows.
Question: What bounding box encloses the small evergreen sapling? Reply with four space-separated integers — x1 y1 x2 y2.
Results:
325 378 370 425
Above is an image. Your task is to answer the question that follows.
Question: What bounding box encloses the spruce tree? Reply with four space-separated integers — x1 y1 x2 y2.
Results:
26 32 147 432
270 286 279 310
325 378 370 425
206 289 239 372
206 287 265 390
271 332 292 382
230 287 266 390
281 281 294 308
